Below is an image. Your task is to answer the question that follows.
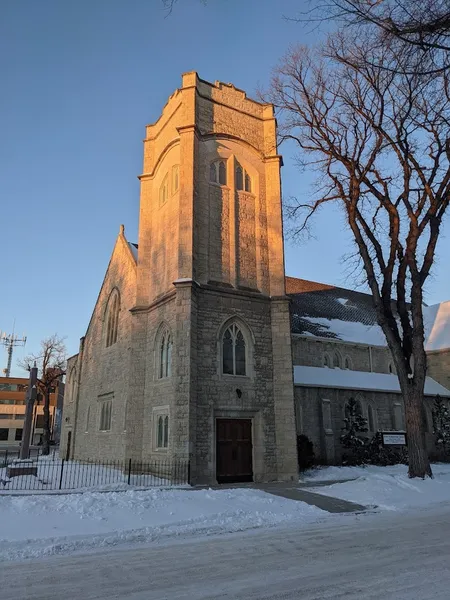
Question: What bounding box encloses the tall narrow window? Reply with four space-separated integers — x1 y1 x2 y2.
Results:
235 165 243 190
323 354 330 368
99 400 112 431
344 356 351 370
85 406 90 433
218 161 226 185
245 173 251 192
159 173 169 206
172 164 179 193
222 323 247 376
156 413 169 449
210 162 217 183
368 405 376 432
333 352 341 368
158 328 173 379
105 292 120 347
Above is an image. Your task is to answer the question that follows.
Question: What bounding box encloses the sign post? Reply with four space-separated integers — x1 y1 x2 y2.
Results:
381 432 407 446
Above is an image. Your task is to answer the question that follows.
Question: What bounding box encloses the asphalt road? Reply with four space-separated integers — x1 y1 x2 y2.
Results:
1 507 450 599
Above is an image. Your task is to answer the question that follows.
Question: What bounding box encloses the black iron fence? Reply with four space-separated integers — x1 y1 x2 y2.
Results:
0 455 190 492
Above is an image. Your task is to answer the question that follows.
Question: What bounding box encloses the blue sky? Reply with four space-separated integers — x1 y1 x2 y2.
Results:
2 0 449 376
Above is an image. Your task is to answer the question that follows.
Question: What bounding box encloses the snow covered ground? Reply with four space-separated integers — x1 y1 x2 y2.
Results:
0 456 181 492
303 462 450 511
0 487 327 562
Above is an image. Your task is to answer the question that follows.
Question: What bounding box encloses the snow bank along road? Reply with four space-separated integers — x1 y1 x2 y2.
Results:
2 505 450 600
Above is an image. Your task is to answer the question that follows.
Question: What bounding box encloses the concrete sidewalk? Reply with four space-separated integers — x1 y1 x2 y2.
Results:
256 483 366 513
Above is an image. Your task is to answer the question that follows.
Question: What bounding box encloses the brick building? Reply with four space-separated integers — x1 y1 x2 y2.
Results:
60 73 450 483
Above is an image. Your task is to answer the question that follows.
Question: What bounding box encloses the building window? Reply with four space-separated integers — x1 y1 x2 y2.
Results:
172 165 179 193
344 398 363 430
388 362 395 374
99 400 112 431
323 354 331 368
153 408 169 450
156 415 169 448
15 428 23 441
0 429 8 441
367 405 376 432
158 328 173 379
344 356 352 370
222 323 246 376
159 173 169 206
105 291 120 348
235 162 252 192
333 352 341 369
210 160 227 185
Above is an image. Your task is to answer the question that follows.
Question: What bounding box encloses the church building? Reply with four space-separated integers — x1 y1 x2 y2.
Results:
61 73 450 485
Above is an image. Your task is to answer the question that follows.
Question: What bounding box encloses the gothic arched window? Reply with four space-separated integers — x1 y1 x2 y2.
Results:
210 160 227 185
323 354 330 368
245 173 252 193
157 327 173 379
159 173 169 206
344 356 352 370
156 414 169 448
333 352 341 369
105 291 120 348
235 165 244 190
222 323 247 376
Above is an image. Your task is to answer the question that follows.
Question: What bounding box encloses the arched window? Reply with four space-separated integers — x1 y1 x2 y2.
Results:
344 356 351 370
159 173 169 206
222 323 247 376
172 165 179 193
235 164 244 190
333 352 341 369
157 326 173 379
105 291 120 347
210 160 227 185
367 405 376 432
218 161 226 185
344 397 363 430
323 354 330 368
245 173 251 192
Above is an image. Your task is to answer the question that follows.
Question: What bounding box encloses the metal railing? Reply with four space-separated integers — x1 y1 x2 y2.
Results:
0 455 190 492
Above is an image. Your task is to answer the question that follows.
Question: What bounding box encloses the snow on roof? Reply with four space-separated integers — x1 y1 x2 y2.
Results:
424 301 450 351
128 242 138 261
300 317 387 346
293 365 450 397
287 276 450 351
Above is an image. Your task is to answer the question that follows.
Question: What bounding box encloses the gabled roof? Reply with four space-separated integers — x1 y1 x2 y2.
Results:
286 276 450 351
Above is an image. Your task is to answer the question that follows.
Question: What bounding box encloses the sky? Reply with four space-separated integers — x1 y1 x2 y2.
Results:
1 0 449 376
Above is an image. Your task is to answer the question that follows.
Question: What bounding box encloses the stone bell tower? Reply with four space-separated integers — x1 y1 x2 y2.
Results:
126 72 298 485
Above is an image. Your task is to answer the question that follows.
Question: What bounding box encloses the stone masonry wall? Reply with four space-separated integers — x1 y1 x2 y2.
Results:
68 231 137 462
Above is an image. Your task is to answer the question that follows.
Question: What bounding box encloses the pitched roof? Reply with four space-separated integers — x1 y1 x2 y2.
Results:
286 276 450 350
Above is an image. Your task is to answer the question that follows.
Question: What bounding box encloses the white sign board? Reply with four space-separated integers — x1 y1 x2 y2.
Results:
382 433 407 446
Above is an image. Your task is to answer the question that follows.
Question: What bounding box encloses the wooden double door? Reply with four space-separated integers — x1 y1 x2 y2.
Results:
216 418 253 484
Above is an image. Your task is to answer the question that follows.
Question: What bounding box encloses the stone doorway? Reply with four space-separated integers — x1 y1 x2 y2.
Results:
216 418 253 483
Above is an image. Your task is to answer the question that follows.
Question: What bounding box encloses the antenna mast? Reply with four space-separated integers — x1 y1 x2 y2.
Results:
1 330 27 378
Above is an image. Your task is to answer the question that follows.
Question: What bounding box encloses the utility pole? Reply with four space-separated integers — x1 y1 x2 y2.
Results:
1 329 27 377
20 363 38 460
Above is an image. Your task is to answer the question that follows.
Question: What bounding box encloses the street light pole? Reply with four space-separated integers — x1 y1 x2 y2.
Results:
20 363 38 460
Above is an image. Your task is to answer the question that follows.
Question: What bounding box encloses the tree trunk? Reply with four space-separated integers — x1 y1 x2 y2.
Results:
403 384 433 478
42 390 51 456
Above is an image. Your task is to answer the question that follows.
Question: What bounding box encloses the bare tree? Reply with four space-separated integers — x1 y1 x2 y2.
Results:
20 335 67 456
314 0 450 74
265 37 450 478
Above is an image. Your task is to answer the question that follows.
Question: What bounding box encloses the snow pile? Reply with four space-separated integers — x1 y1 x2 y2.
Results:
0 487 326 561
304 463 450 511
